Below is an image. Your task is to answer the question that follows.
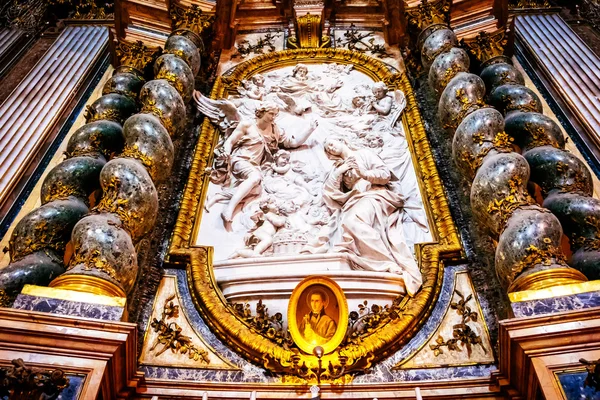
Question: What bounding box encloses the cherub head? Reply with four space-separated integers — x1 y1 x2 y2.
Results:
255 101 280 122
365 132 384 149
258 196 278 213
372 82 388 99
274 150 291 167
251 74 265 86
323 136 347 160
292 64 309 79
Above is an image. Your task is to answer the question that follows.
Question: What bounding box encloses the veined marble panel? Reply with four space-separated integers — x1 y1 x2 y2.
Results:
12 294 124 321
511 289 600 318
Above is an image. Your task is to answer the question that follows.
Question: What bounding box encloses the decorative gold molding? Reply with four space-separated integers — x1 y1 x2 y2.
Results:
508 279 600 303
50 274 127 299
508 268 588 293
168 48 462 381
21 284 126 307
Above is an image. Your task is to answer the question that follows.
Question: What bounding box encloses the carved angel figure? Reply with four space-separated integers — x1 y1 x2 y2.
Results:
370 82 406 129
194 95 318 230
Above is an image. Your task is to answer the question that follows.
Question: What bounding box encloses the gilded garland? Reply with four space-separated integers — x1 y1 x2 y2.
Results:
168 48 462 382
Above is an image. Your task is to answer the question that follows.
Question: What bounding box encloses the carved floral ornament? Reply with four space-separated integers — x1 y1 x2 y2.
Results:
168 48 462 382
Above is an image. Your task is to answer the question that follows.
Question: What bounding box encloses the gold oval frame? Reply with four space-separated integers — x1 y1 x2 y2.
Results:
288 276 349 355
168 48 463 380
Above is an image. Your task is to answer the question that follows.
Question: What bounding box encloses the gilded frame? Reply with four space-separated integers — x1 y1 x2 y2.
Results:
168 48 462 380
288 276 349 355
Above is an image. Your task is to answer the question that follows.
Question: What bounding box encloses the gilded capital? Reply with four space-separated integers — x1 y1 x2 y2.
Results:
171 4 215 38
114 39 161 77
405 0 451 34
461 29 509 66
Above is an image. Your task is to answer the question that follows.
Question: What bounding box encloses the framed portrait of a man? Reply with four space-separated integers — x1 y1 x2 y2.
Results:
288 276 348 354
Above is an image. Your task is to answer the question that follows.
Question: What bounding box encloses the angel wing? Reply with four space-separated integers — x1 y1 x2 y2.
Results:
389 89 407 129
193 90 241 137
276 92 311 116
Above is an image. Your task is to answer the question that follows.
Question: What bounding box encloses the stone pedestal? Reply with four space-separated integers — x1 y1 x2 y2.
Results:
214 254 407 323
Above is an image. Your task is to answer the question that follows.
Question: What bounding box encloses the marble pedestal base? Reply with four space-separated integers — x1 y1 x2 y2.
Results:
214 253 407 323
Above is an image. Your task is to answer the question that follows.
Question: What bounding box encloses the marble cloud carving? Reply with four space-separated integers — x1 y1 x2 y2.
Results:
194 62 431 307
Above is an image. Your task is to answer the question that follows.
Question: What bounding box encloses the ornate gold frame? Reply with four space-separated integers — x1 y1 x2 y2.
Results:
168 48 462 381
288 276 349 355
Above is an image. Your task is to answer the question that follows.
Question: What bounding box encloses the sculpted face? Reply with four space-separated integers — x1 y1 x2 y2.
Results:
324 138 343 157
310 293 324 313
296 66 308 79
262 108 279 123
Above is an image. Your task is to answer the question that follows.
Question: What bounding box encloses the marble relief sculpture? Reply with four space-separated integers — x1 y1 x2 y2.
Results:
194 63 431 295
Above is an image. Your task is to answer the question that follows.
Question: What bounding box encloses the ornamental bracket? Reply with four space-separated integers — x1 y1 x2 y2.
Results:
287 0 331 49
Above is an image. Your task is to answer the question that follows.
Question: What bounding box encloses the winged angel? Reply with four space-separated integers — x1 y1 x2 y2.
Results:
194 91 318 231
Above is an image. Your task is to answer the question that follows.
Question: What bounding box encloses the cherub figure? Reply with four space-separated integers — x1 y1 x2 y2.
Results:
238 74 266 100
229 197 287 258
269 150 317 195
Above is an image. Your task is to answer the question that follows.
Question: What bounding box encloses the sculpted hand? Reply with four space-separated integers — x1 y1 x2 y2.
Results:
310 119 319 131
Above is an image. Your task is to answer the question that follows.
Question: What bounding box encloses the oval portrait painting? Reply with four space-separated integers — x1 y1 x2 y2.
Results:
288 276 348 355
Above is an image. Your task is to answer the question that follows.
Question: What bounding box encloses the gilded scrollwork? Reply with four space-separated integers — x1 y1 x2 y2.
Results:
231 300 293 347
0 289 10 308
170 48 462 381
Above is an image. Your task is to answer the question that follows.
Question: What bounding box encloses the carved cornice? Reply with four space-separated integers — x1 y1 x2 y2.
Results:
0 308 141 399
495 307 600 399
